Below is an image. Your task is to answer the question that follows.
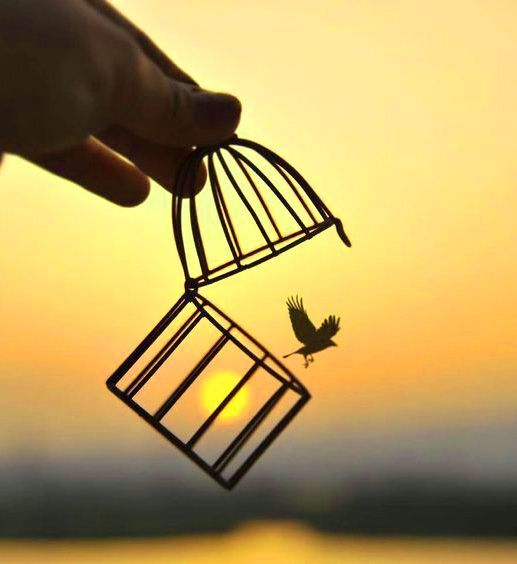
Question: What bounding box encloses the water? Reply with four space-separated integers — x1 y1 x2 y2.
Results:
2 522 517 563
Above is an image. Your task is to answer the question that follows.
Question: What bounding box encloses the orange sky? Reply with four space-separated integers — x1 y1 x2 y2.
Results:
0 0 515 457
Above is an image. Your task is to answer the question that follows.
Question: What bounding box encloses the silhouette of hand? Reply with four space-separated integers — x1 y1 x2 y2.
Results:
0 0 241 206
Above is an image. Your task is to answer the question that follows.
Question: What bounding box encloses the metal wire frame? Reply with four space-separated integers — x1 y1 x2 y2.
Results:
173 136 351 290
106 291 311 490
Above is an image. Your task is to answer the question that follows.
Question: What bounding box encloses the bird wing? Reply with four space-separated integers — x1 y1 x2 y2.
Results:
316 315 341 340
286 296 317 345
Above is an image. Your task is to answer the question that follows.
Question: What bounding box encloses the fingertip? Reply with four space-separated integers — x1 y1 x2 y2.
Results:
194 92 242 139
172 159 207 198
116 174 151 207
85 143 151 207
28 138 152 208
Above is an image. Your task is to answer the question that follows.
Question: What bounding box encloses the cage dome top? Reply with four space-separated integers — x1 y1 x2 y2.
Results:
172 136 351 290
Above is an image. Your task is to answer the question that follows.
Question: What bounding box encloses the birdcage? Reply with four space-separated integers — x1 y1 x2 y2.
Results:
173 136 351 289
107 293 310 489
107 136 350 488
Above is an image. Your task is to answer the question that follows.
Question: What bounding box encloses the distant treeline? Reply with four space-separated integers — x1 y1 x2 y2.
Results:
2 479 517 539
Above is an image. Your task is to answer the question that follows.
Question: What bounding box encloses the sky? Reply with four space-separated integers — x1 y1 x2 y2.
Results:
0 0 515 486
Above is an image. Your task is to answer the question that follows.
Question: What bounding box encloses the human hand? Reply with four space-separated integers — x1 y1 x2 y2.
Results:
0 0 241 205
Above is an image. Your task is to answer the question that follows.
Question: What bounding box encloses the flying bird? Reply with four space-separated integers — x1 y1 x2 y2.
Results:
283 296 340 368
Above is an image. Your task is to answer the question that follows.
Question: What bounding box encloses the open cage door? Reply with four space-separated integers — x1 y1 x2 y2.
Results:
173 136 351 289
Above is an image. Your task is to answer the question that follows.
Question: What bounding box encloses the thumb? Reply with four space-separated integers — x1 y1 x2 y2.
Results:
112 48 241 147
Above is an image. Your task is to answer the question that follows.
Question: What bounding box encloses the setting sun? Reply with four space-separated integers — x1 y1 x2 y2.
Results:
199 371 250 423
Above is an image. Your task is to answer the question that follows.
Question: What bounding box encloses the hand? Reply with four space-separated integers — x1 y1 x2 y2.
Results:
0 0 241 206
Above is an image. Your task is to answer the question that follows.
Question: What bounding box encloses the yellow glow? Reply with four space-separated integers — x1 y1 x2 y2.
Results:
199 371 249 423
0 0 516 453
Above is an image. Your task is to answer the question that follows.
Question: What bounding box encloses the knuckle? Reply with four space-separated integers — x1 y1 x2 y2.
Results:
159 81 194 144
161 81 182 128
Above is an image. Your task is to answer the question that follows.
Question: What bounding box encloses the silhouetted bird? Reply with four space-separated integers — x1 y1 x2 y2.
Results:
283 296 340 368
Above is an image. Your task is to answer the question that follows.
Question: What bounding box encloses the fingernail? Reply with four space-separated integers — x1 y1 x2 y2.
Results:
194 93 241 128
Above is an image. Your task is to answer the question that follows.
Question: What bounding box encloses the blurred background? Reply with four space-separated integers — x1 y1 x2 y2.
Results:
0 0 516 561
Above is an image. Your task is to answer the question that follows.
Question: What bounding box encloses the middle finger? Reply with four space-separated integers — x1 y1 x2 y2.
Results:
97 125 206 194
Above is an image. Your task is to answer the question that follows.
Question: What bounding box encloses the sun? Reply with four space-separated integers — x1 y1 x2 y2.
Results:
199 370 250 423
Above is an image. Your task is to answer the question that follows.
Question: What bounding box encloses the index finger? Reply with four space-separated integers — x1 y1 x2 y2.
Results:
112 49 241 147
